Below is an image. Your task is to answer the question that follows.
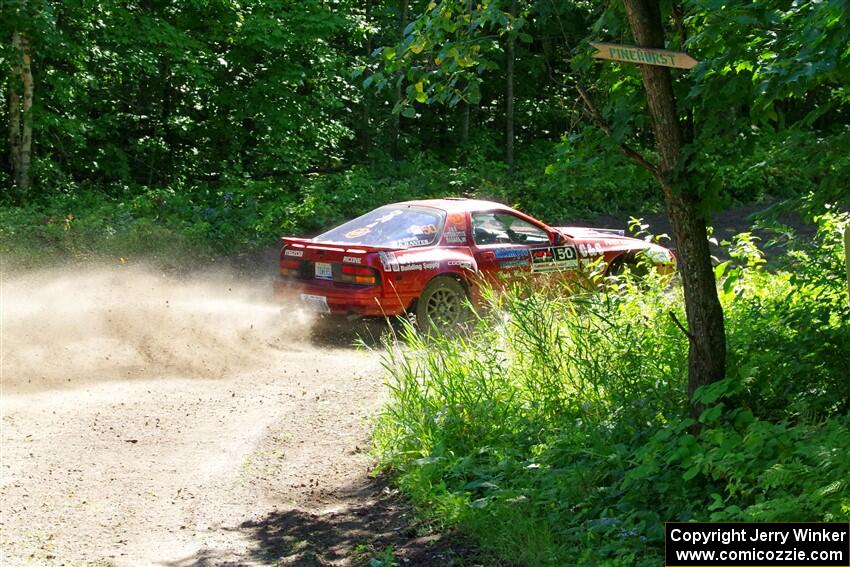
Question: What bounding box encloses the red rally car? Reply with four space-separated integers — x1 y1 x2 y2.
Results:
275 198 675 329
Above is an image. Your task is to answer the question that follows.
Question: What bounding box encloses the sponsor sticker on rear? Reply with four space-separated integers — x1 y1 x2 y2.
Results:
379 251 440 272
447 260 474 270
284 249 304 257
379 251 400 272
399 261 439 272
444 225 467 244
342 256 361 264
392 237 431 248
410 224 438 235
345 227 371 239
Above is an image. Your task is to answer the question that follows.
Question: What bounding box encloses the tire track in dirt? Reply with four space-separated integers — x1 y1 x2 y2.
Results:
1 348 387 566
1 266 465 566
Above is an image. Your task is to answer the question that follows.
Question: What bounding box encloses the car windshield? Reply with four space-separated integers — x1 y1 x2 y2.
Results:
314 205 445 248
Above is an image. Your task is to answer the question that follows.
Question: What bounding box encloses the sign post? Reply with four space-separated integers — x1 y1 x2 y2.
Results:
591 42 698 70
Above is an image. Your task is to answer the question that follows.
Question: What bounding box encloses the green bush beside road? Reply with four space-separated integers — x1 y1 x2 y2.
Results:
0 148 661 270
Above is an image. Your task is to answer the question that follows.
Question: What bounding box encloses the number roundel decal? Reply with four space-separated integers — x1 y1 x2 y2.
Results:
529 245 578 272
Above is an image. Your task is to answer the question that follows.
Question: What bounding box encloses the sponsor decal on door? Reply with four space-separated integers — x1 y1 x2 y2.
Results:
529 246 578 272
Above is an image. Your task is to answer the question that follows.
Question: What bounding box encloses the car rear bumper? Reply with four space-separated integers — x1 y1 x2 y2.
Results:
273 278 410 317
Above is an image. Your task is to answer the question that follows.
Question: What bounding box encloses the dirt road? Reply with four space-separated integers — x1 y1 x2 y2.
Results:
0 267 456 566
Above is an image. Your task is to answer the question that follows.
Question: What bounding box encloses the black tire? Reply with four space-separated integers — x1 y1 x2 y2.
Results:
607 254 650 278
415 276 471 333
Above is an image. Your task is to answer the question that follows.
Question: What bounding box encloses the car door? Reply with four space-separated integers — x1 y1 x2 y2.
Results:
470 211 562 287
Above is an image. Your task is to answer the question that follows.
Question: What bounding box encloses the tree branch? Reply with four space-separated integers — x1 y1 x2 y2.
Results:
575 83 662 184
669 310 695 343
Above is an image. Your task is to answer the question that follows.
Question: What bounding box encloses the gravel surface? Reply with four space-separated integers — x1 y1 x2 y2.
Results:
0 267 463 566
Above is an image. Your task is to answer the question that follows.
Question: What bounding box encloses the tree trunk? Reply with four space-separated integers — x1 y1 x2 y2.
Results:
844 224 850 306
360 0 373 154
390 0 408 160
622 0 726 417
505 0 516 173
9 29 33 193
9 32 22 187
9 31 33 192
461 102 470 145
460 0 473 146
156 57 174 186
21 31 32 192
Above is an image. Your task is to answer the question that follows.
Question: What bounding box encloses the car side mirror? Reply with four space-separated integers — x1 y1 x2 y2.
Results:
551 231 565 245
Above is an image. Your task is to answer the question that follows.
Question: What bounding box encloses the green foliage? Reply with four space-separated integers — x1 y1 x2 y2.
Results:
369 545 398 567
721 210 850 419
373 215 850 566
369 0 850 213
1 144 669 266
4 0 845 243
0 0 359 188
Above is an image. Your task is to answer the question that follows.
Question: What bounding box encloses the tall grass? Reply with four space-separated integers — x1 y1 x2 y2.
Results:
372 212 850 566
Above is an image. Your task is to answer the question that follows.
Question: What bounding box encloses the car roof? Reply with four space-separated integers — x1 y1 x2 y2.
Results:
394 198 514 214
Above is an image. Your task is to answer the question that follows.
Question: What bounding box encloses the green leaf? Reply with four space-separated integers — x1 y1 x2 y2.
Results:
693 379 735 405
699 403 724 424
683 464 701 481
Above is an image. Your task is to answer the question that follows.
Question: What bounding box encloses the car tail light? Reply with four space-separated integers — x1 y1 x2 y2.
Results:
280 259 302 277
339 265 378 285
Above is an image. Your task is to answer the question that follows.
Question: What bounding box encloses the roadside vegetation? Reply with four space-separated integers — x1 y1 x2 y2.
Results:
1 143 663 269
3 1 846 271
0 135 822 271
373 211 850 566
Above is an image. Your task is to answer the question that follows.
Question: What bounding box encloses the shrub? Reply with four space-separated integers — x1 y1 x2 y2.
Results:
1 145 672 268
372 212 850 566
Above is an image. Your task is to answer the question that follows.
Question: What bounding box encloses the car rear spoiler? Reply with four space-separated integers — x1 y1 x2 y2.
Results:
280 237 397 254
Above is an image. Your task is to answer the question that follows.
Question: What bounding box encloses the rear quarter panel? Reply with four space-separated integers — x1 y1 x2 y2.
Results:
377 247 477 308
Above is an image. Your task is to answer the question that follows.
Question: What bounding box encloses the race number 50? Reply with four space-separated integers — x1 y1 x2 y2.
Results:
553 246 576 262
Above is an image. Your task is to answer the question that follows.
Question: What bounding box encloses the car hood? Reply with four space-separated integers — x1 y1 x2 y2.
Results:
554 226 628 239
555 226 675 261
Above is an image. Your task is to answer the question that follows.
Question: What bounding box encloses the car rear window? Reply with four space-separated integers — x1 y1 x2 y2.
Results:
314 205 445 248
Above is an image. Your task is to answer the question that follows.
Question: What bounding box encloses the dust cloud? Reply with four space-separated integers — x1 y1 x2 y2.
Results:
1 265 316 393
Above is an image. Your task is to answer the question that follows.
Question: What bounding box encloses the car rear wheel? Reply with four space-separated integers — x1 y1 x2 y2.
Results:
415 276 471 333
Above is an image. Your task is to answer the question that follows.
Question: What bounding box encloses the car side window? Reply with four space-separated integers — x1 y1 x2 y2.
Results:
471 212 550 245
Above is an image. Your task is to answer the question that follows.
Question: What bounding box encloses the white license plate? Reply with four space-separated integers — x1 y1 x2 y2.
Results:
300 294 330 314
314 262 333 280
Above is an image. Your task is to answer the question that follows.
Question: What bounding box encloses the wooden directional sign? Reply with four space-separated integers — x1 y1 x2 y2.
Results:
591 42 699 70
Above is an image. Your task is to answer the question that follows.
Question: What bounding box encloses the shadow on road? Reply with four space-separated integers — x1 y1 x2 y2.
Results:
163 476 476 567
